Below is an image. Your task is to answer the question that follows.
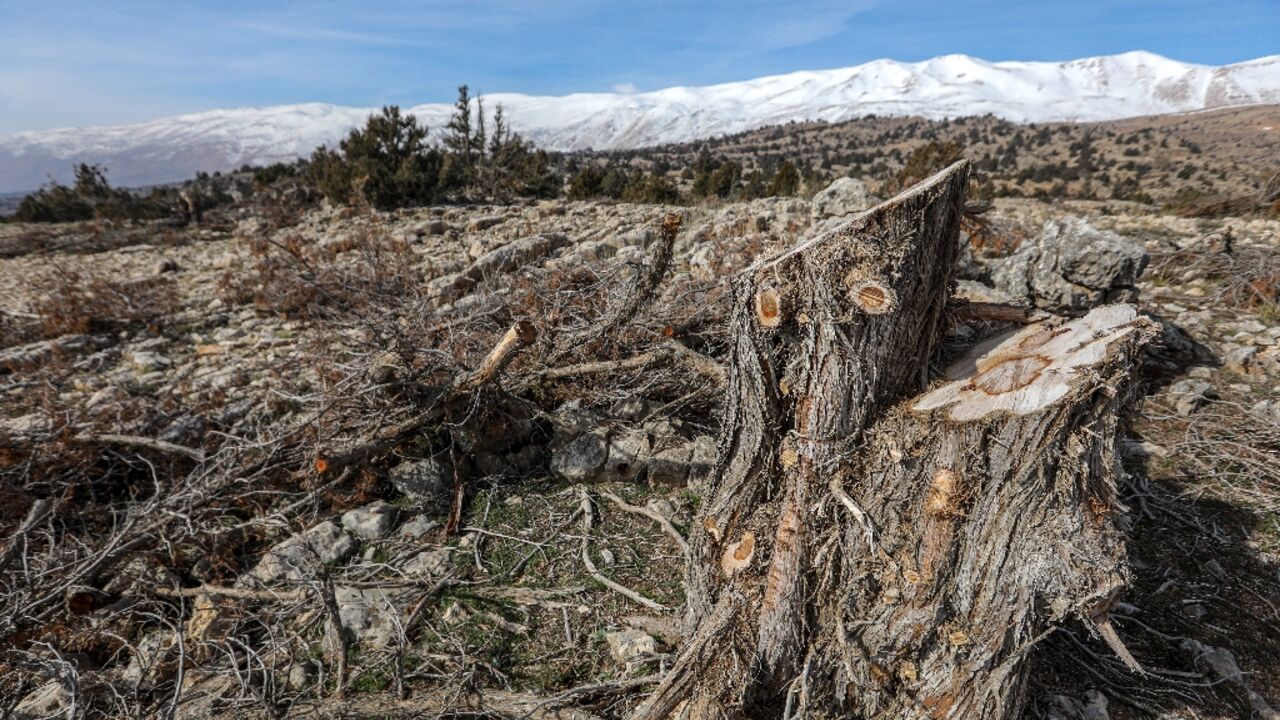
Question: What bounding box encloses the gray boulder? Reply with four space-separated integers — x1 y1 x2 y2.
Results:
341 501 400 540
811 177 875 220
250 521 356 583
389 456 452 500
991 218 1149 314
550 430 610 482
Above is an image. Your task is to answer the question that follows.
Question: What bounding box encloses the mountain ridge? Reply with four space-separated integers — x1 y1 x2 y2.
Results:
3 51 1279 192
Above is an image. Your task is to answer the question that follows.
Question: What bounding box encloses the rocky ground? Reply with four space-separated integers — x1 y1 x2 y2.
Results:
1 179 1278 719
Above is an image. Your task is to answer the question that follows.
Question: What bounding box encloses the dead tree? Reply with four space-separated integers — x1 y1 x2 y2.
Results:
632 161 1156 719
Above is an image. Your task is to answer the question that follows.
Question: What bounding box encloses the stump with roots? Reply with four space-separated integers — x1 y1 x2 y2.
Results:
631 161 1157 720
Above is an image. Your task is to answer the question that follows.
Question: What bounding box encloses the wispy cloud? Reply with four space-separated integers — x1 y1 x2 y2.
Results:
0 0 1276 135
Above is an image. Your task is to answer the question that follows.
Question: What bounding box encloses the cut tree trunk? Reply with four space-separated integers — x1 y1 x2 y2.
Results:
631 162 1156 720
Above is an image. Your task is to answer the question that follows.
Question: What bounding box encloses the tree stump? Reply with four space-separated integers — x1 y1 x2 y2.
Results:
632 162 1157 720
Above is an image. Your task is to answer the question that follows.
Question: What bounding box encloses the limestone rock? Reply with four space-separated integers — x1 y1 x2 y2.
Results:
398 514 439 540
1166 378 1216 416
341 501 400 540
331 586 402 646
403 548 452 578
605 628 657 664
250 520 356 583
810 177 875 220
991 217 1149 314
550 430 610 482
388 457 452 500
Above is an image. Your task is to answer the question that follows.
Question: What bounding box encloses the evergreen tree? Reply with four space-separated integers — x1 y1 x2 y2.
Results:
308 105 441 209
768 161 801 196
444 85 474 168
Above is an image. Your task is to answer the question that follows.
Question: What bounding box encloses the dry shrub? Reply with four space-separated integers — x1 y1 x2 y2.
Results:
26 265 177 340
1149 235 1279 308
966 216 1023 257
219 219 421 318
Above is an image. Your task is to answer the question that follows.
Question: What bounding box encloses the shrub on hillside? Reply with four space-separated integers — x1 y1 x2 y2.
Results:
9 164 173 223
308 106 443 210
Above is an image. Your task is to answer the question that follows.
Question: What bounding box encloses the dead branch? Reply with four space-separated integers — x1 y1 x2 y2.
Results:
72 433 206 462
452 319 537 392
0 499 52 574
600 491 689 555
321 320 536 472
538 339 725 386
577 488 668 612
947 300 1050 325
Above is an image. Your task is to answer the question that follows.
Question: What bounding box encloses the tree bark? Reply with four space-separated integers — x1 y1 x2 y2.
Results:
631 162 1156 719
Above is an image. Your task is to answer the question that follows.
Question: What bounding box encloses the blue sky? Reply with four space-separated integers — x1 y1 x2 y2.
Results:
1 0 1277 135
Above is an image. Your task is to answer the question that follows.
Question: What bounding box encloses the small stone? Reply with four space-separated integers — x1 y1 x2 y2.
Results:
389 457 452 500
1166 379 1215 416
599 548 616 566
402 548 451 578
605 628 657 664
13 682 71 720
1224 346 1258 374
398 515 438 540
341 501 400 540
646 498 677 519
331 586 401 646
128 350 171 372
1188 366 1212 379
466 215 503 232
550 430 609 482
287 661 317 690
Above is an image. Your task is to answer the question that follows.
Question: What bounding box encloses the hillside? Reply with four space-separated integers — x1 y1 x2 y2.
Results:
608 104 1280 204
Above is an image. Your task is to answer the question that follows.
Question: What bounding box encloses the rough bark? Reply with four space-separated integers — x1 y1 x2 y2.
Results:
631 162 1156 720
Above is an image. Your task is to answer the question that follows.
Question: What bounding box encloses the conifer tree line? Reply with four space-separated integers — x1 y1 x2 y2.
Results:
305 86 829 211
308 85 560 209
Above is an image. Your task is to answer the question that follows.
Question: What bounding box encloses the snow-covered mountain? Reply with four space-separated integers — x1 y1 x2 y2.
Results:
3 51 1278 193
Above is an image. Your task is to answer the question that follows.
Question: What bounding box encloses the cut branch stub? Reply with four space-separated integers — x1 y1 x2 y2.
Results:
753 286 782 328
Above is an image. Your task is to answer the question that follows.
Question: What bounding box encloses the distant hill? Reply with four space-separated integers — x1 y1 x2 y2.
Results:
1 51 1278 192
612 104 1280 204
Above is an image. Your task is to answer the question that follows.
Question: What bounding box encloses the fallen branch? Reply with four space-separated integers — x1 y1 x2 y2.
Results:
948 300 1049 325
538 340 725 386
552 214 681 363
452 319 537 392
154 584 308 603
600 491 689 555
320 320 535 473
577 488 668 612
0 499 52 575
73 433 205 462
